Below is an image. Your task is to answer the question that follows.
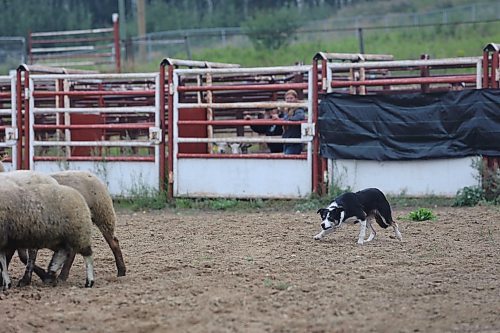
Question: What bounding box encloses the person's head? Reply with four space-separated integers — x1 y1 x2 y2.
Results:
451 82 465 91
284 90 298 103
269 108 279 119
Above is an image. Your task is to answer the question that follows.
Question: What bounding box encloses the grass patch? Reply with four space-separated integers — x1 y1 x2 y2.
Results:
114 193 458 213
407 208 437 221
114 185 168 211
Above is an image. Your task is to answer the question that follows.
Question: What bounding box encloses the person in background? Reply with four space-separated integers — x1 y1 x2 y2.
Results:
282 89 305 155
451 82 465 91
245 108 283 153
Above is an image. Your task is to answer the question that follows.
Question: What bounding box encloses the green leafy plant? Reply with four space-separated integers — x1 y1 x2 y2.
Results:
407 208 436 221
453 185 485 207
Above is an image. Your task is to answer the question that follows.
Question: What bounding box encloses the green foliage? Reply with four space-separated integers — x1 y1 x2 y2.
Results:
454 157 499 207
0 0 93 37
453 186 485 207
242 8 301 50
407 208 437 221
263 278 290 291
182 20 500 69
172 198 266 211
121 183 167 211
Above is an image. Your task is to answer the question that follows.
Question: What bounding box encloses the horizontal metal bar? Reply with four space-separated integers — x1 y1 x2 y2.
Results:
177 82 307 92
31 46 95 53
178 101 308 109
34 140 157 147
178 153 306 160
315 52 394 61
30 73 158 80
33 90 156 97
178 120 307 126
331 75 477 87
177 137 309 144
32 106 156 114
31 27 113 37
34 156 155 162
162 58 240 68
328 57 482 70
33 123 153 130
175 65 311 75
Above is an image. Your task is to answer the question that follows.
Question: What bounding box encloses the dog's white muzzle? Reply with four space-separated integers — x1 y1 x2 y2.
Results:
321 219 332 230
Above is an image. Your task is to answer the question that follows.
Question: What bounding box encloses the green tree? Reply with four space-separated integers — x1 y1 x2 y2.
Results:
243 8 301 50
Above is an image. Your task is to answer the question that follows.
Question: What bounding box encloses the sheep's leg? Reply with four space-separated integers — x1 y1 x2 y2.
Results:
6 248 16 266
84 254 95 288
15 249 50 282
45 249 68 285
18 249 38 287
102 233 126 277
58 250 76 281
81 245 95 288
0 252 12 291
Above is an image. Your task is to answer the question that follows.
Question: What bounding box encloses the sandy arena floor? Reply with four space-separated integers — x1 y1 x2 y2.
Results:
1 205 499 333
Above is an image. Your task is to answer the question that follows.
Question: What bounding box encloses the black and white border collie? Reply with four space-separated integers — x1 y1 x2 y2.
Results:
314 188 402 245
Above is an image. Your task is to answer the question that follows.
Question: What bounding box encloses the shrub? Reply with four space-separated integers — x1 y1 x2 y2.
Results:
453 186 485 207
407 208 436 221
242 8 300 50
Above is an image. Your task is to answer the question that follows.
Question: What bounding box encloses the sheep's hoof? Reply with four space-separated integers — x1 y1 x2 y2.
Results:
117 269 126 277
43 272 58 286
85 279 94 288
17 277 31 288
57 272 69 282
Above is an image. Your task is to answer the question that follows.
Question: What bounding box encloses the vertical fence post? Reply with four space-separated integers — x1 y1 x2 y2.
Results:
113 13 121 73
357 28 365 55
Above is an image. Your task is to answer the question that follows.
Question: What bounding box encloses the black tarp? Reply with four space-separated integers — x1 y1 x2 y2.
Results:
318 89 500 160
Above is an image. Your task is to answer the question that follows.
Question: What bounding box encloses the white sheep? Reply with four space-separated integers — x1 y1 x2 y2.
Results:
0 169 126 281
0 180 95 290
50 170 126 279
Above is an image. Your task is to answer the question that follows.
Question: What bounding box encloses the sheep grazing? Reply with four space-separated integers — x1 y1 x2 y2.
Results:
50 170 126 279
0 169 126 282
0 181 95 290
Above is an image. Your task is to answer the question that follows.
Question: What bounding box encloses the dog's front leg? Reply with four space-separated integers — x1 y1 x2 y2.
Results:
357 220 367 245
313 227 334 240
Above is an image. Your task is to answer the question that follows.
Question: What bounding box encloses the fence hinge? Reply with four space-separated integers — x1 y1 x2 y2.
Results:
301 123 315 140
149 127 162 144
5 127 18 143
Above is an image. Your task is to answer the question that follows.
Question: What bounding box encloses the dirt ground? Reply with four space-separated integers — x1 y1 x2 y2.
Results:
1 205 499 333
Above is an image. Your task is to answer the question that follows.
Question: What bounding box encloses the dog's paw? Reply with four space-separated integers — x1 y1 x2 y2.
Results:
313 234 322 240
357 239 364 245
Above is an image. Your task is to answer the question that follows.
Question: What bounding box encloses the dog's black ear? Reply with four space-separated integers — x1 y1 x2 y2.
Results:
317 208 326 214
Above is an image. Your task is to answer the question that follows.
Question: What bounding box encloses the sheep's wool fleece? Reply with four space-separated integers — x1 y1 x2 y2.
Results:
0 182 92 252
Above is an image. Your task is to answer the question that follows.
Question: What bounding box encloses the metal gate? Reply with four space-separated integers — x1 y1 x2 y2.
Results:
168 64 315 198
23 71 161 196
0 71 17 171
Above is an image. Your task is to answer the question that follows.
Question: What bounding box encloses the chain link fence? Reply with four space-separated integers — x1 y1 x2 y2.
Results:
125 1 500 64
0 37 25 74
